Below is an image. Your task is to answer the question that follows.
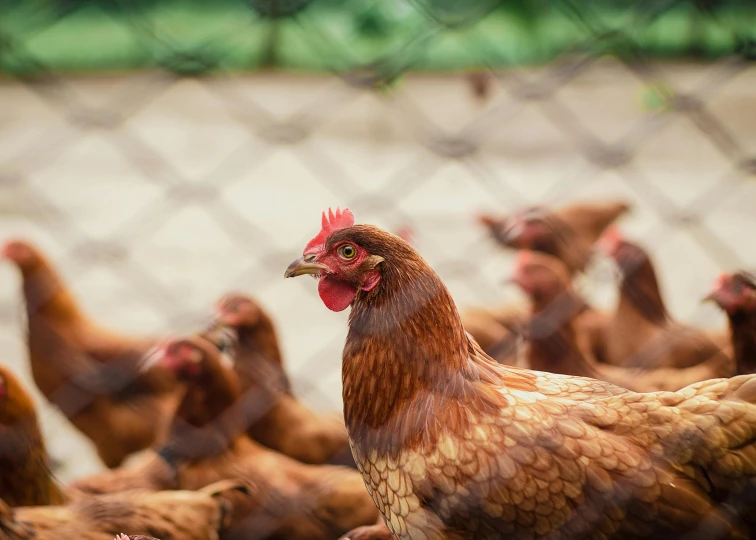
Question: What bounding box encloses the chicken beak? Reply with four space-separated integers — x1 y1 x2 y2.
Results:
701 291 716 305
284 255 329 278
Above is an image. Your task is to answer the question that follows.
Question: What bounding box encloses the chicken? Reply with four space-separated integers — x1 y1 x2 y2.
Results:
0 480 248 540
1 239 182 468
115 535 160 540
0 365 66 507
597 227 732 372
706 271 756 375
513 250 734 393
203 293 353 466
138 334 379 539
511 250 613 379
459 307 525 365
285 207 756 538
478 199 630 275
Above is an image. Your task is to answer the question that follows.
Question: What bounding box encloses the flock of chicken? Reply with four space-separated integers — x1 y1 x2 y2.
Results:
0 199 754 539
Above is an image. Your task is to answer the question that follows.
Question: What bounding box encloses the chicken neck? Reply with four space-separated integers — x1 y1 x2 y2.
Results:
727 310 756 375
526 290 598 378
342 250 498 456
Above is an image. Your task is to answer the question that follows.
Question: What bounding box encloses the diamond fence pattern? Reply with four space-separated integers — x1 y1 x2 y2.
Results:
1 0 756 513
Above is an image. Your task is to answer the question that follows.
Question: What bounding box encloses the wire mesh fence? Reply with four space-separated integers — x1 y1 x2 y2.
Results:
1 0 756 536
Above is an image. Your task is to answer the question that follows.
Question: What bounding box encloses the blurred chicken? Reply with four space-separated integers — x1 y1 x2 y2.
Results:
203 293 352 466
286 207 756 538
706 271 756 375
0 480 248 540
513 250 611 378
598 227 733 372
0 365 66 507
514 250 733 392
460 306 525 365
114 535 160 540
478 199 630 275
1 240 182 468
139 335 378 539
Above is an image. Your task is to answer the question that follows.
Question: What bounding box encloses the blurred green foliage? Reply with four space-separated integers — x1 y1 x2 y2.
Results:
0 0 754 74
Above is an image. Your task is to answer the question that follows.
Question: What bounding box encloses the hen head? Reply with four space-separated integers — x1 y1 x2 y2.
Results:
155 336 225 381
597 227 650 276
0 239 44 271
285 208 392 312
214 293 262 328
511 250 571 309
705 271 756 315
478 206 551 249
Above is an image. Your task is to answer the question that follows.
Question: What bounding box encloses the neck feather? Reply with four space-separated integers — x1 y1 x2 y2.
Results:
342 254 493 455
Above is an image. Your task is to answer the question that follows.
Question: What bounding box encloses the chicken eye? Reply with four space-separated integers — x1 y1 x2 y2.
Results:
338 244 357 260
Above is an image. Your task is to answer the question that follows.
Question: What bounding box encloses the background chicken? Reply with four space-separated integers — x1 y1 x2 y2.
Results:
2 240 183 468
286 208 756 539
138 334 379 539
203 293 352 466
707 271 756 375
513 250 735 393
477 199 630 276
597 228 733 372
0 365 66 507
0 480 249 540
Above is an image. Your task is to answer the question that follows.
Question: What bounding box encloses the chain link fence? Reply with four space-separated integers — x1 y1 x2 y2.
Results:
1 0 756 518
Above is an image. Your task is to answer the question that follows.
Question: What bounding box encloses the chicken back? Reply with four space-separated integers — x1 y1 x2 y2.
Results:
286 208 756 539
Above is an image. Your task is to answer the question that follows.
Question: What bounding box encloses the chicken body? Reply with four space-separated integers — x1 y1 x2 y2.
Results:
2 240 181 468
599 234 732 373
478 200 629 276
0 366 66 507
286 213 756 539
119 335 379 539
205 293 353 466
0 481 246 540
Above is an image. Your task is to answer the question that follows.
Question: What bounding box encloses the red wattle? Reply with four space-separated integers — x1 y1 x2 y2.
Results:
318 275 357 312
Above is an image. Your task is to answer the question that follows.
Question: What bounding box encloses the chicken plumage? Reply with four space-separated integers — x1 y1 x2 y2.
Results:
0 365 66 507
133 335 378 539
202 293 353 466
0 480 248 540
597 228 732 372
513 251 734 393
707 271 756 375
286 208 756 539
478 200 630 276
1 240 182 468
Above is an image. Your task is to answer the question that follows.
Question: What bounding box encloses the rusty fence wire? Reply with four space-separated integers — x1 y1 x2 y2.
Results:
1 0 756 491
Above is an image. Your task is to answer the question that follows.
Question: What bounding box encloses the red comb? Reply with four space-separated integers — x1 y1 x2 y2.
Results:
514 250 533 270
711 271 729 290
304 208 355 255
597 226 623 254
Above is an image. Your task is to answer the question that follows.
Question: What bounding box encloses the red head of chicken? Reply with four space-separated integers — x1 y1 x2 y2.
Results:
705 271 756 315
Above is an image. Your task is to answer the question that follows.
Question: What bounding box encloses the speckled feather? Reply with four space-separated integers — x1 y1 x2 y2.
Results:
310 223 756 540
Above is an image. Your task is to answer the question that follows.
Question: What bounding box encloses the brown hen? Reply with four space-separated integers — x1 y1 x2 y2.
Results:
0 365 66 507
597 228 732 372
706 271 756 375
2 240 182 468
0 480 248 540
286 208 756 539
478 199 630 275
203 293 353 466
513 250 734 393
128 334 378 539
